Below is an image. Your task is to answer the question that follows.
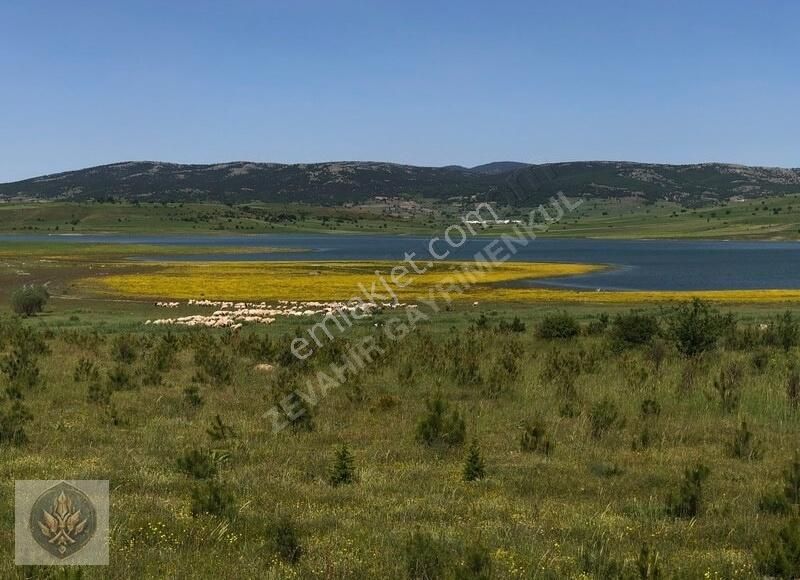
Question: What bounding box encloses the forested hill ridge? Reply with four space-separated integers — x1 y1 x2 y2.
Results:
2 160 799 206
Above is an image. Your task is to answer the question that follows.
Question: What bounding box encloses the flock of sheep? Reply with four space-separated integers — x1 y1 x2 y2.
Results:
145 298 411 329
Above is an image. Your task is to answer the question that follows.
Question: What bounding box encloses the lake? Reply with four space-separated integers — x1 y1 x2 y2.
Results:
3 234 800 291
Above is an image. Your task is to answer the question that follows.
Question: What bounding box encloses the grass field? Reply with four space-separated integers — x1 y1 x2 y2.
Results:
4 240 800 578
4 195 800 239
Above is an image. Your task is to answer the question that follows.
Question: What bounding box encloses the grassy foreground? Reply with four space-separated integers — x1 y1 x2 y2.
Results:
2 298 800 578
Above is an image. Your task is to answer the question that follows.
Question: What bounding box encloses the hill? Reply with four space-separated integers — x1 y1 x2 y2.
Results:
1 160 799 206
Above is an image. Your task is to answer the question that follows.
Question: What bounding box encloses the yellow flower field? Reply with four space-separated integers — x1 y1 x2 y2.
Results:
89 260 600 302
87 260 800 304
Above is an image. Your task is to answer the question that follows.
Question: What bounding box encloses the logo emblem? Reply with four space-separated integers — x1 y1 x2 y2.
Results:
29 481 97 559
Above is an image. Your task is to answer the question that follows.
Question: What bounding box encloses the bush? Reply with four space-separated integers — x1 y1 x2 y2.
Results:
754 516 800 579
520 418 553 455
728 420 763 460
207 414 235 440
536 312 580 340
0 348 40 390
713 360 745 413
589 397 625 440
463 439 486 482
107 365 135 391
404 531 448 580
768 311 800 352
73 357 99 382
194 345 234 386
610 310 659 348
760 452 800 515
586 313 610 336
268 514 303 564
112 334 138 364
177 448 218 479
665 299 726 357
498 316 526 333
665 464 710 518
0 400 33 445
416 395 466 447
329 444 356 486
10 284 49 316
183 385 204 408
190 480 235 518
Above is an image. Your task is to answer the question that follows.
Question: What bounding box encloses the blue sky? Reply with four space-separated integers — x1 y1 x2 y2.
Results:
1 1 798 181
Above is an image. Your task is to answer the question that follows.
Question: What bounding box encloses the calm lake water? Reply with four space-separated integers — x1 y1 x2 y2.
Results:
4 233 800 291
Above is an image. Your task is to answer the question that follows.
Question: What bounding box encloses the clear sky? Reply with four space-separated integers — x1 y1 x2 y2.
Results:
1 1 798 182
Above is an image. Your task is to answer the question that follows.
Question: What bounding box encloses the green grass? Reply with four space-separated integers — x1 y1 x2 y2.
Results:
2 289 800 577
4 195 800 238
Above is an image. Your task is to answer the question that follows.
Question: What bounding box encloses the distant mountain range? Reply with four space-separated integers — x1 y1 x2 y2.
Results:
2 160 799 206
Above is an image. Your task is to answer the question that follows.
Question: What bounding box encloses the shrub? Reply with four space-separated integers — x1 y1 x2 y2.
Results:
640 399 661 419
177 448 218 479
536 312 579 340
713 361 744 413
274 391 315 432
665 299 726 357
589 397 625 440
520 418 553 456
665 464 710 518
759 491 791 515
268 514 303 564
498 316 526 333
0 348 40 390
190 480 235 518
610 310 659 348
416 395 466 447
107 365 135 391
404 530 447 580
194 346 234 386
632 399 662 451
73 357 100 382
112 334 138 364
329 444 356 486
728 420 763 460
769 311 800 352
463 439 486 482
754 516 800 579
10 284 49 316
183 385 204 408
207 414 235 440
0 400 33 445
586 313 610 336
759 452 800 515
